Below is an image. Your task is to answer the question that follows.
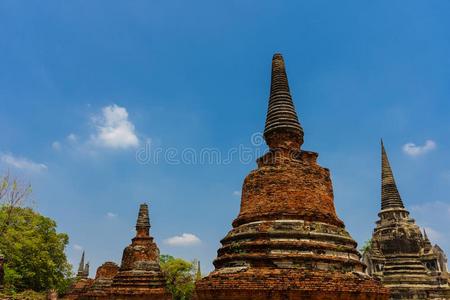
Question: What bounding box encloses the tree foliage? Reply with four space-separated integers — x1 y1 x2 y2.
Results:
0 206 72 293
0 289 47 300
360 239 372 254
0 173 32 238
160 255 198 300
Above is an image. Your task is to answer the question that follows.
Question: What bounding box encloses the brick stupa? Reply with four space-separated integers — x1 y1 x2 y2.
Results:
108 203 171 300
195 53 389 300
63 252 93 300
362 142 450 299
82 262 119 299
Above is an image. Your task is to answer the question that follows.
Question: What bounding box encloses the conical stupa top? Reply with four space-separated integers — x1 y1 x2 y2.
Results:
136 203 150 236
77 251 85 274
264 53 303 149
381 140 405 210
423 229 432 250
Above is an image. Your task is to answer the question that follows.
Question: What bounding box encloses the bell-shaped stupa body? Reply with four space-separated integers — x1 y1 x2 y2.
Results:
195 54 389 300
108 203 172 300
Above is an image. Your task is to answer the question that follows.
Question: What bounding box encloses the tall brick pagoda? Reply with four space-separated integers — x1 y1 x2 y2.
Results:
108 203 171 300
195 53 389 300
363 142 450 299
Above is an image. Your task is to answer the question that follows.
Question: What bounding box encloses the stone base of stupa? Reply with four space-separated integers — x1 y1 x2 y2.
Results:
386 286 450 300
104 290 172 300
195 268 390 300
62 279 94 300
105 270 171 300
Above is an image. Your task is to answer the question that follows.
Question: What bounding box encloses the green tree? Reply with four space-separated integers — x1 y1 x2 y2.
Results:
160 255 197 300
359 239 372 253
0 173 32 238
0 206 72 294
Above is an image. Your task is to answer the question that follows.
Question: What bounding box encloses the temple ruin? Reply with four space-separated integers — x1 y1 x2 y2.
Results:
64 252 94 299
362 142 450 299
82 262 119 299
77 251 90 280
63 203 171 300
194 53 390 300
108 203 171 299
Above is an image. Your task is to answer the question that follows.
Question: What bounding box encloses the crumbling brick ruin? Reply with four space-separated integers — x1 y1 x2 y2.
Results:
194 53 390 300
108 203 171 299
81 262 119 299
63 203 171 300
63 252 94 299
362 142 450 300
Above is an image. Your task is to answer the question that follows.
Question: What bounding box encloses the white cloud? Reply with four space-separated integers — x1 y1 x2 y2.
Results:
232 190 241 197
164 233 201 246
52 141 62 151
73 244 83 251
402 140 436 157
67 133 78 143
91 104 139 149
0 153 47 172
106 212 118 218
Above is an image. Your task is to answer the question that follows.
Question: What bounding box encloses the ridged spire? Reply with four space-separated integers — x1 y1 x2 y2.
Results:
264 53 303 149
136 203 150 237
423 229 432 250
77 251 88 278
381 140 404 210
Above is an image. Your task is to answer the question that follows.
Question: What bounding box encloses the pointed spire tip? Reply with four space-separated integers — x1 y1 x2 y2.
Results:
381 142 405 210
264 53 303 149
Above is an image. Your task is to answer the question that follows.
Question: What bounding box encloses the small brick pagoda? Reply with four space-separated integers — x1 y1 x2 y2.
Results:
108 203 171 300
194 53 389 300
64 252 94 300
362 142 450 300
77 251 90 280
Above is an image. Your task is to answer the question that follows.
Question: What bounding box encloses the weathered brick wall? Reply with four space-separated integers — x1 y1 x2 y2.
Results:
196 147 389 299
234 150 342 228
118 237 160 271
195 268 389 300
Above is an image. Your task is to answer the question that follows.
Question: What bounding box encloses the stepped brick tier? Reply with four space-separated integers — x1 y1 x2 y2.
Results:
108 203 171 300
195 53 389 300
81 262 119 299
363 142 450 300
64 279 94 300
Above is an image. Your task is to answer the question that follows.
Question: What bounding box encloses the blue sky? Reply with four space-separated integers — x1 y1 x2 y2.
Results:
1 1 450 275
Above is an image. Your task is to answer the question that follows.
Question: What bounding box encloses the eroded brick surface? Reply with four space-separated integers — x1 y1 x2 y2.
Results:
195 53 389 300
64 279 94 300
362 143 450 300
81 262 119 298
63 204 171 300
